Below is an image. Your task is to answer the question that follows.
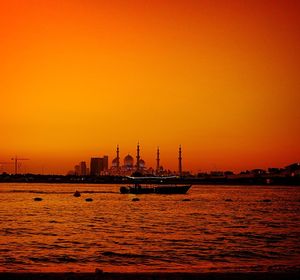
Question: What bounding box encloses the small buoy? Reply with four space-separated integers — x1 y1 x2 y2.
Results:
73 191 81 197
85 198 93 202
225 198 233 202
262 199 272 203
132 198 140 201
34 197 43 201
182 198 191 201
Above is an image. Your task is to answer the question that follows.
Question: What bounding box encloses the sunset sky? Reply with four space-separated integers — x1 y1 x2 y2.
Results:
0 0 299 174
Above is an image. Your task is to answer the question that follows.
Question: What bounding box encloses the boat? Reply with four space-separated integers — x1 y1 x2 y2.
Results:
120 184 191 194
120 176 192 194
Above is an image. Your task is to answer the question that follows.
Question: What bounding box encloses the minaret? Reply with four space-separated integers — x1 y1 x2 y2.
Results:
156 147 160 174
136 142 140 171
116 145 120 168
178 145 182 176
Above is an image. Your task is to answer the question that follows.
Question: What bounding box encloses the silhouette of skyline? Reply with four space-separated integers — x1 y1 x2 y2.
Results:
0 143 299 176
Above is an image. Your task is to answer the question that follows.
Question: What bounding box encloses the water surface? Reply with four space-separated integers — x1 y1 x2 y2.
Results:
0 183 299 272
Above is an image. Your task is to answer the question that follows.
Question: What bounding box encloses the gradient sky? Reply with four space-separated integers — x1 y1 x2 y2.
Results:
0 0 299 174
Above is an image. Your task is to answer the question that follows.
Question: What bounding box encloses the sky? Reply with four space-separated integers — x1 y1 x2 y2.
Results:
0 0 299 174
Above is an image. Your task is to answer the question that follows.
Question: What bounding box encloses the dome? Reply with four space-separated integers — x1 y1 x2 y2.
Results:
124 154 134 167
124 154 133 161
112 158 119 167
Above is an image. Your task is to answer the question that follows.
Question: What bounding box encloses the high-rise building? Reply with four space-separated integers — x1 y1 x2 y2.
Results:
90 156 108 175
80 161 87 176
99 158 104 172
90 158 102 176
103 156 108 171
74 165 80 176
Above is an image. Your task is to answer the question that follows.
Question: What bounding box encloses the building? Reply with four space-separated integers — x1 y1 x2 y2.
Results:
285 163 300 176
251 169 266 175
74 165 80 176
124 154 134 168
90 158 102 176
90 156 109 176
103 156 109 171
80 161 87 176
109 144 147 175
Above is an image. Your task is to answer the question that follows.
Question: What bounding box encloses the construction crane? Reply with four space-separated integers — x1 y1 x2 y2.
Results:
11 157 29 174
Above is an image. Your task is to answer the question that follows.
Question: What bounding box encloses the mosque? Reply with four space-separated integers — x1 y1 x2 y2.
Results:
110 143 147 175
109 143 183 176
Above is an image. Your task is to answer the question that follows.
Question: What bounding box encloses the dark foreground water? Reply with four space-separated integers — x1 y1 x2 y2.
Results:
0 184 299 272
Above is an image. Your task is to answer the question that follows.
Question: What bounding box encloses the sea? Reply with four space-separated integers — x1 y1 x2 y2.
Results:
0 183 299 273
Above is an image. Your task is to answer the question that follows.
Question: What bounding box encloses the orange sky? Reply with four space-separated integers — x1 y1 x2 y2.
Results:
0 0 299 174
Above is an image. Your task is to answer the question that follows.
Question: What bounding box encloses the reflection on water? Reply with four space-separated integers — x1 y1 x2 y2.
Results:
0 183 299 272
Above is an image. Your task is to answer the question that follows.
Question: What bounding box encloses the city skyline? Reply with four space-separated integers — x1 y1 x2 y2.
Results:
1 143 299 176
1 0 299 175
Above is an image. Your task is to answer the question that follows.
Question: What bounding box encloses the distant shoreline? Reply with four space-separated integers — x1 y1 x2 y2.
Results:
0 174 299 186
1 272 300 280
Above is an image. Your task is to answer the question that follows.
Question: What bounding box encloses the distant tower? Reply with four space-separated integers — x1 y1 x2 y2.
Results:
116 145 120 168
156 147 160 174
136 142 140 171
178 145 182 176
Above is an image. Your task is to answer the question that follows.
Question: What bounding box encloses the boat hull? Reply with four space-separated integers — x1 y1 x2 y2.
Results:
120 185 191 194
